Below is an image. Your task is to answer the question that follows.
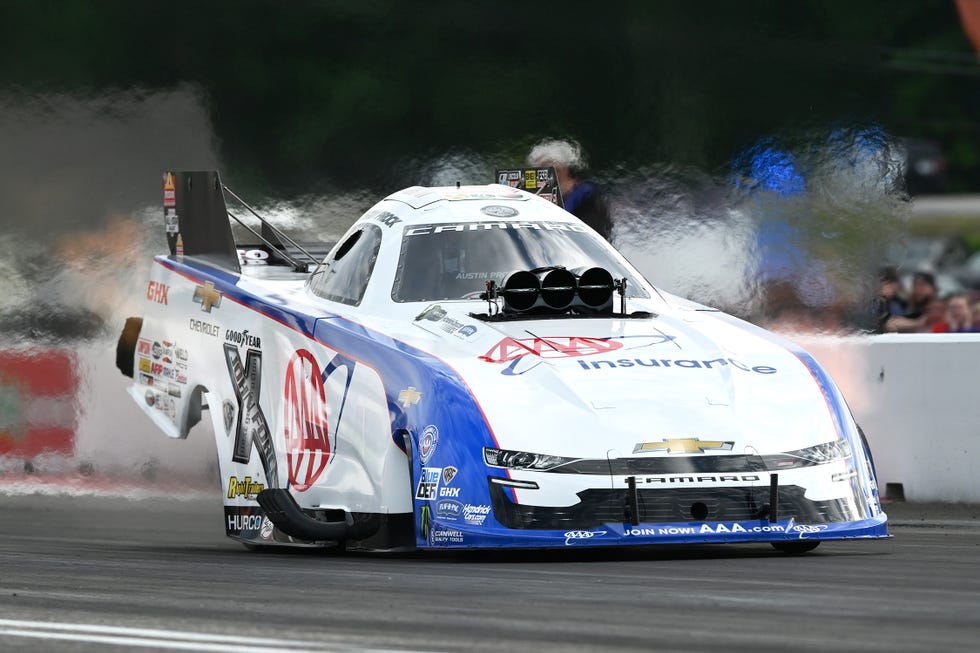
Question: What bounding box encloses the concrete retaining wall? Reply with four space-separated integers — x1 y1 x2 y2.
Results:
802 334 980 503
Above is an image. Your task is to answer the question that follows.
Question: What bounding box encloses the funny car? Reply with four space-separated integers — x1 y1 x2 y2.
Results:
116 170 888 553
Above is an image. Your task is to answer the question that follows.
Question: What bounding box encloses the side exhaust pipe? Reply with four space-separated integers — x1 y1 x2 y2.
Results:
257 489 380 542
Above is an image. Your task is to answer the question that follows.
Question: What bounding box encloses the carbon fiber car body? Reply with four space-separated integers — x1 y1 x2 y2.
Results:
118 171 888 552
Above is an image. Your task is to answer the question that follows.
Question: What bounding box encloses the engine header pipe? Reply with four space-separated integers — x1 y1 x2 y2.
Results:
501 270 540 312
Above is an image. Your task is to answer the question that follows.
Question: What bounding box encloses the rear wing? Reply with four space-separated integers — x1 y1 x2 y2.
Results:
162 170 322 273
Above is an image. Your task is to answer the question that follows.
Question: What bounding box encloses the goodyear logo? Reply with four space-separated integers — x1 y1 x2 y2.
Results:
633 438 734 454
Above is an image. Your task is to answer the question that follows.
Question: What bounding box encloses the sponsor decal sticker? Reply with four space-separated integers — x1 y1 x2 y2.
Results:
282 349 333 492
634 474 760 485
260 516 275 540
370 210 402 228
225 328 262 349
163 172 176 207
415 467 440 500
480 205 518 218
165 208 179 234
137 339 151 356
188 318 221 337
405 221 587 236
439 486 460 498
430 526 464 544
398 386 422 408
154 394 176 419
436 500 462 520
415 305 480 340
224 344 278 488
144 390 156 407
192 281 223 312
419 425 439 464
146 281 169 305
620 519 829 539
577 357 777 374
481 336 624 363
439 316 476 339
442 466 457 485
138 357 151 373
462 504 491 526
419 504 431 540
633 438 735 454
564 530 607 546
222 400 235 436
417 305 447 322
224 507 265 536
227 475 265 500
238 249 270 266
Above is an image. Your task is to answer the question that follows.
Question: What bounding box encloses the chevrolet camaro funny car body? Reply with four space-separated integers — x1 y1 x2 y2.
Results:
117 171 887 553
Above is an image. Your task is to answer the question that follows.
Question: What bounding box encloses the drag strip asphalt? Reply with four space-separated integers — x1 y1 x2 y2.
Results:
0 494 977 653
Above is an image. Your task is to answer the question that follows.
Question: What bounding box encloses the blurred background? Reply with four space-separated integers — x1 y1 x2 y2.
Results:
1 0 978 484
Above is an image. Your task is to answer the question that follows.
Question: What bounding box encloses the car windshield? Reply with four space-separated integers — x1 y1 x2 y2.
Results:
392 221 650 302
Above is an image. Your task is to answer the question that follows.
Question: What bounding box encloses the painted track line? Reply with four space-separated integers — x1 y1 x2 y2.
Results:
0 619 441 653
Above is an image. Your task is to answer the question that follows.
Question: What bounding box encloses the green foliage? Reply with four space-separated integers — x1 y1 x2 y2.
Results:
1 0 976 192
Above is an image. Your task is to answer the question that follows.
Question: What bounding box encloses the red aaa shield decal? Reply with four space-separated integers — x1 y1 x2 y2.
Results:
283 349 331 491
480 336 623 363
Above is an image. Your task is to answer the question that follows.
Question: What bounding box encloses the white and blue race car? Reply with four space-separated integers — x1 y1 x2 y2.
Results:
116 171 888 553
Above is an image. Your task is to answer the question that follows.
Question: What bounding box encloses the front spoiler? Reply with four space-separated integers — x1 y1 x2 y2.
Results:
419 513 889 549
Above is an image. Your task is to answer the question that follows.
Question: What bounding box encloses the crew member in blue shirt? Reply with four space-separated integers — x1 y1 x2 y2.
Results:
527 139 612 240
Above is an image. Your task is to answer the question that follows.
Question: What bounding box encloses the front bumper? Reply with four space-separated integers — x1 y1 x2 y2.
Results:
418 476 888 549
488 481 856 530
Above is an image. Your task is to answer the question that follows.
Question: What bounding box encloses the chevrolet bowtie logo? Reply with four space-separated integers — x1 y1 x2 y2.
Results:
398 386 423 408
633 438 734 454
193 281 223 312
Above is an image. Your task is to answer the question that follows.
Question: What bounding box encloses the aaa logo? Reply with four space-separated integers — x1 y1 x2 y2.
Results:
283 349 332 491
480 336 623 363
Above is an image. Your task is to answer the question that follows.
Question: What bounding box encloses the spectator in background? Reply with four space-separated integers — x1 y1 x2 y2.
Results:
920 296 948 333
932 293 974 333
527 138 612 240
884 270 938 333
972 301 980 327
874 265 907 332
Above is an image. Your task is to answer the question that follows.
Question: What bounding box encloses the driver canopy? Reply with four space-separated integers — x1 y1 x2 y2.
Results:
392 220 647 305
